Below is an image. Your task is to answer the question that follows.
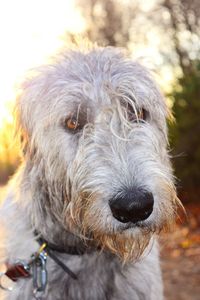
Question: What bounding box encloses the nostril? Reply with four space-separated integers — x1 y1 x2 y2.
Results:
109 189 154 224
111 213 130 224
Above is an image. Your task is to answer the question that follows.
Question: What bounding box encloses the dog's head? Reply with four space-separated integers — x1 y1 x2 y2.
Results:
16 45 180 261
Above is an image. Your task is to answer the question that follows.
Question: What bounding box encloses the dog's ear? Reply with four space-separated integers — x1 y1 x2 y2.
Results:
19 133 28 156
15 76 40 159
14 93 29 158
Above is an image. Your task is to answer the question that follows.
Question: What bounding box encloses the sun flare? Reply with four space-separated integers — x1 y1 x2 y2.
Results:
0 0 85 128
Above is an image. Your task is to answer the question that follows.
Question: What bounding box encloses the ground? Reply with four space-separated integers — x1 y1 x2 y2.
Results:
161 203 200 300
0 187 199 299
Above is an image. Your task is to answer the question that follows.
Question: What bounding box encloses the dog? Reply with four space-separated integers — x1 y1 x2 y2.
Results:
0 44 179 299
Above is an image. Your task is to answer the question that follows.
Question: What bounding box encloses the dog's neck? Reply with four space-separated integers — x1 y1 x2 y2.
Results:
33 214 92 256
20 167 98 257
31 194 97 256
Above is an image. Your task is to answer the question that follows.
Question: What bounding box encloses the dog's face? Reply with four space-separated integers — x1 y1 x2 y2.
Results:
17 47 179 260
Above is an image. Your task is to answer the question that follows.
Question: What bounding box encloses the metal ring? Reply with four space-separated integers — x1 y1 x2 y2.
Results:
0 272 14 291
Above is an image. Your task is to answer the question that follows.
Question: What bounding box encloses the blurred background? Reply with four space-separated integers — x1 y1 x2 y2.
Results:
0 0 199 299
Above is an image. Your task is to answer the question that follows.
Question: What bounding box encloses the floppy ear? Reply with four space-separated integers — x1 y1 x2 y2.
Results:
14 62 55 159
14 91 28 158
14 76 41 159
19 132 28 157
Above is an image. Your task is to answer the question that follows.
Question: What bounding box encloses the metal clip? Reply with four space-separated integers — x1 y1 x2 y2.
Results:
32 250 48 298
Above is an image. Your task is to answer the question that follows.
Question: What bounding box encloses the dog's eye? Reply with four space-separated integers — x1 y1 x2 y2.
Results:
65 116 80 131
128 107 147 122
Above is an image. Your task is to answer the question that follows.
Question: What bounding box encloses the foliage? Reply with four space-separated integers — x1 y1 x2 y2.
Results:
169 61 200 191
160 0 200 73
77 0 138 47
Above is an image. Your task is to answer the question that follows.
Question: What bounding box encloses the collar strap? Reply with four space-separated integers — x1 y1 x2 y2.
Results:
37 235 87 256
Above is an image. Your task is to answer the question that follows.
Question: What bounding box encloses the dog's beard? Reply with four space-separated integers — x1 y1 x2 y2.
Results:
63 186 181 261
87 230 152 262
63 196 160 262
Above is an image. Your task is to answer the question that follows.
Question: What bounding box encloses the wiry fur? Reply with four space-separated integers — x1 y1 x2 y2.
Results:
0 45 180 299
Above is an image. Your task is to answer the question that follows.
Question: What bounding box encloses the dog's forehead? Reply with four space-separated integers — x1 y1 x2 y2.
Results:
46 49 165 115
60 49 161 105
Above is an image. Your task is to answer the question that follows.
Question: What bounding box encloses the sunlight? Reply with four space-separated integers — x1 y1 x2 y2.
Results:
0 0 85 127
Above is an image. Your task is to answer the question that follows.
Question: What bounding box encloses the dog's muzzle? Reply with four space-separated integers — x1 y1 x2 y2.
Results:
109 188 154 224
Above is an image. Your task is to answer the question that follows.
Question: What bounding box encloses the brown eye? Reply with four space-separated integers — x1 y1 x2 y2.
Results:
65 116 80 131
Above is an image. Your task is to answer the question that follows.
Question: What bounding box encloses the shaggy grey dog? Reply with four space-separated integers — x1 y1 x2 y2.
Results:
0 45 179 300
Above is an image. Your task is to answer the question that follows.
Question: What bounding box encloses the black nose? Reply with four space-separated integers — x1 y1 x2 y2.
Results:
109 188 154 224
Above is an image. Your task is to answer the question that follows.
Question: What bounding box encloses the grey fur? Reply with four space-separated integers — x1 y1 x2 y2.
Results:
0 44 179 300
